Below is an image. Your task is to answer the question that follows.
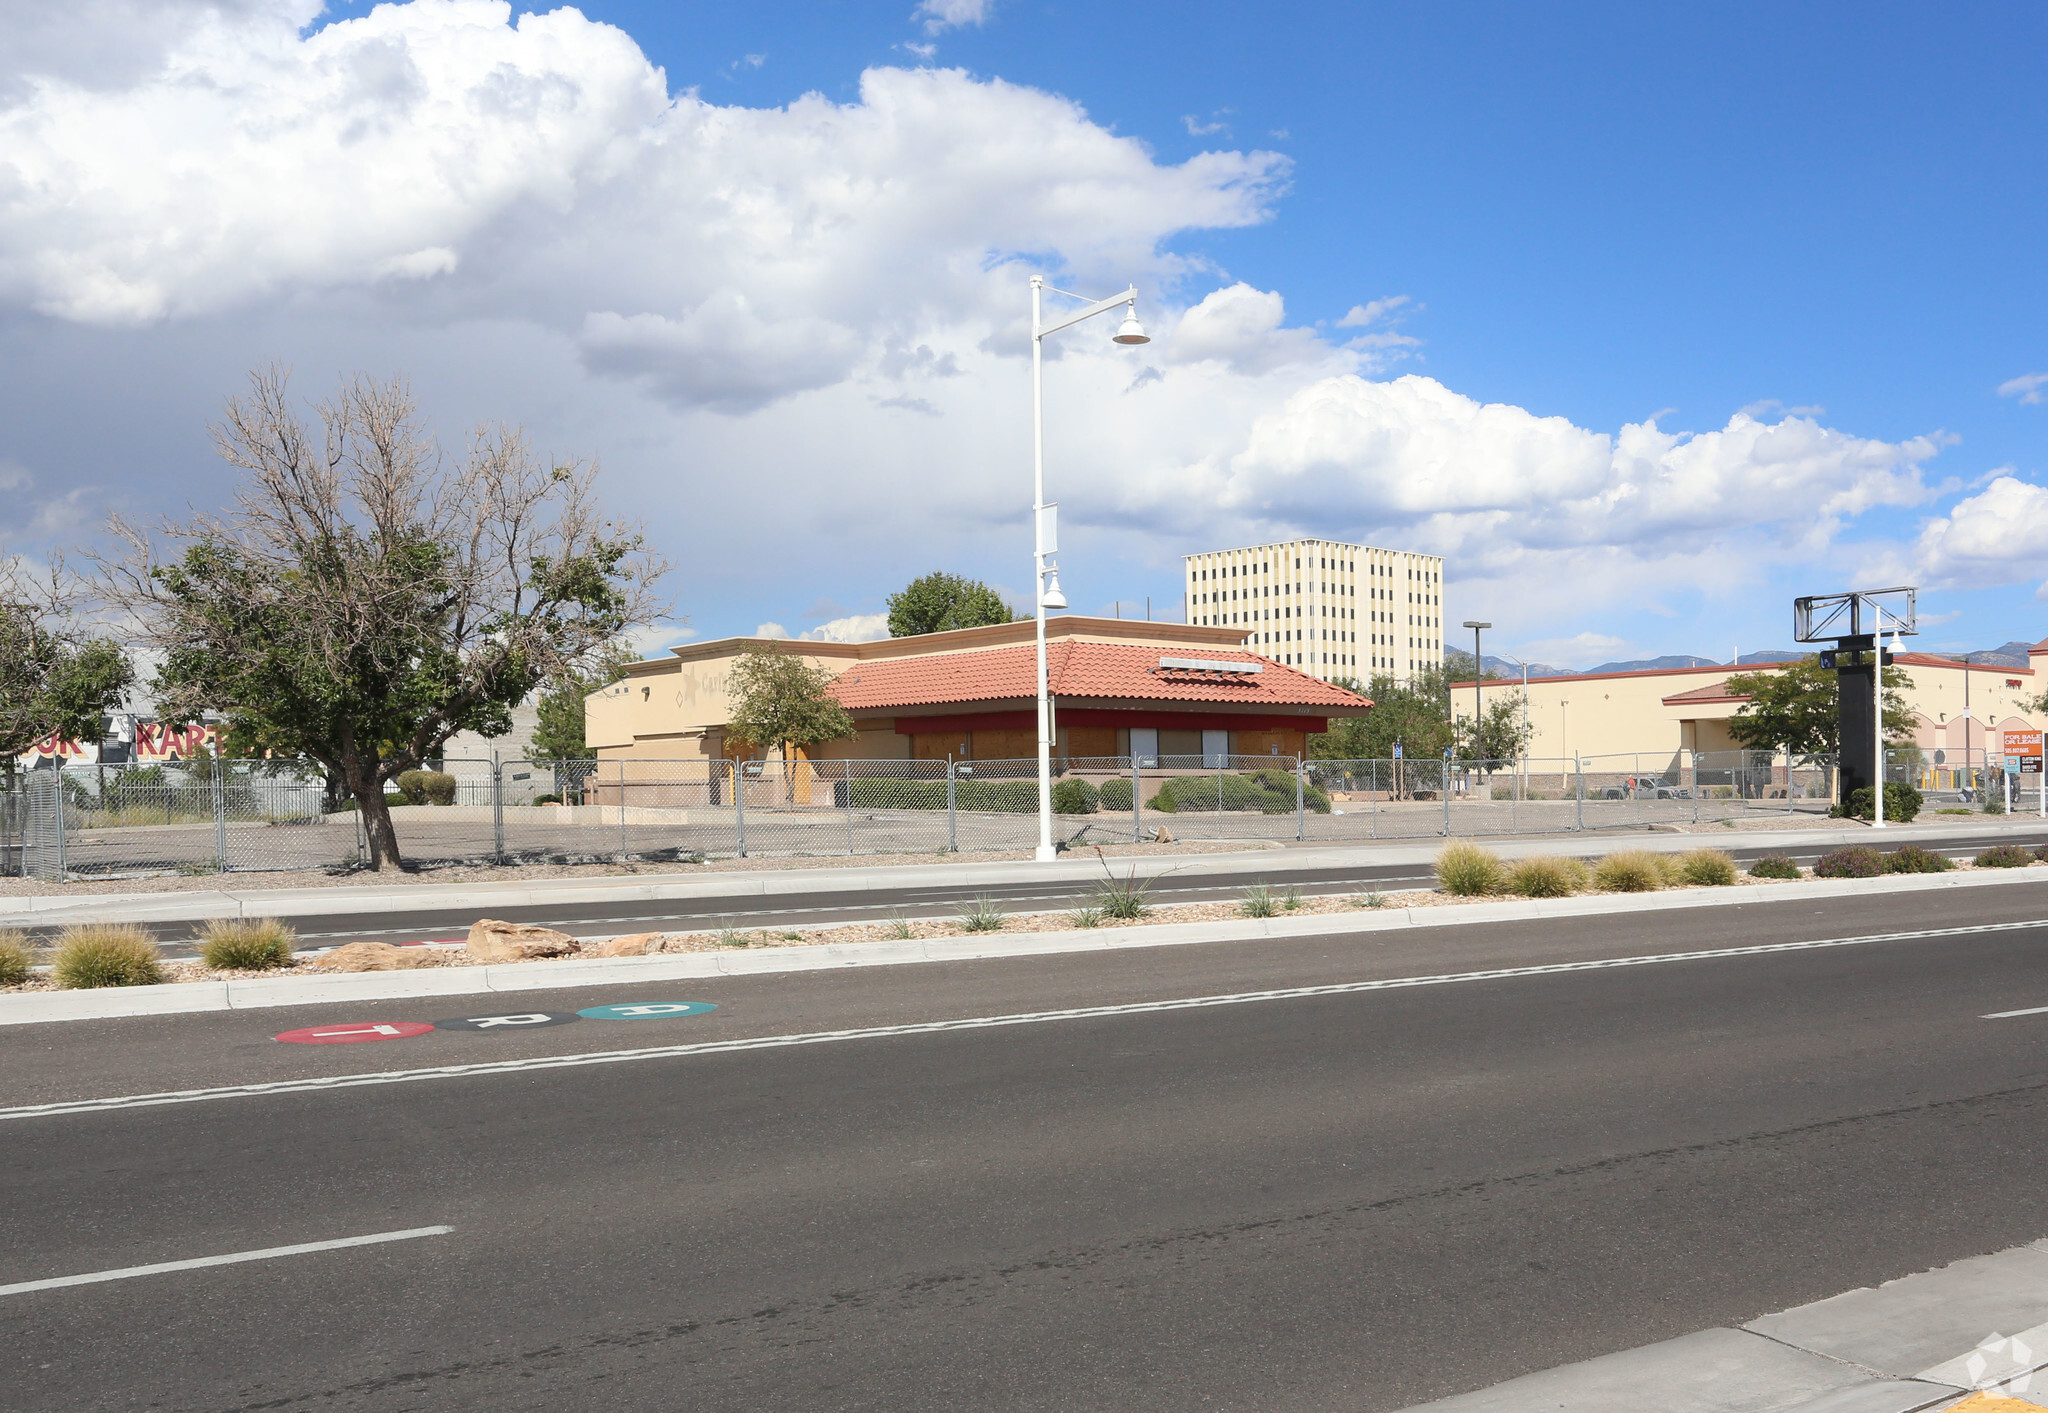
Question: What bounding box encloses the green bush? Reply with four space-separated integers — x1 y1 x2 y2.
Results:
1436 842 1506 896
385 791 412 808
1098 777 1133 811
1813 846 1883 878
846 777 1040 812
1240 884 1279 917
1506 855 1587 898
195 918 297 970
532 793 562 805
1052 778 1099 815
1882 844 1955 874
2036 844 2048 863
1146 772 1311 814
1982 788 2007 815
1593 850 1666 892
1976 844 2034 869
52 925 165 988
1678 849 1738 887
0 930 34 986
1748 855 1802 880
394 770 458 806
1838 782 1922 823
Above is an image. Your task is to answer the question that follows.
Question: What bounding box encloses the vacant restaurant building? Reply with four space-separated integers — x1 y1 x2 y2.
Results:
586 616 1371 766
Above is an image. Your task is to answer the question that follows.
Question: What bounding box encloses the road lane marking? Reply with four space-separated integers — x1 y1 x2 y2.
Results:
1983 1005 2048 1019
0 1226 453 1297
5 919 2043 1124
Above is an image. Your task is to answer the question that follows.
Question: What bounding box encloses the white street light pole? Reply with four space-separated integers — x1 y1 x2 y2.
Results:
1029 275 1149 861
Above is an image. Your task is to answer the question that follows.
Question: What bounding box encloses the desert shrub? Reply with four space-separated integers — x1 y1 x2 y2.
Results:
2036 844 2048 863
1098 777 1133 811
1982 789 2007 815
1506 855 1587 898
1813 846 1883 878
1093 861 1154 919
394 770 458 806
1654 853 1689 887
1052 778 1099 815
52 925 165 989
1678 849 1738 887
958 897 1007 932
0 930 34 985
1145 772 1312 815
1593 850 1666 892
1240 884 1278 917
1435 842 1506 896
1748 855 1802 880
1976 844 2034 869
1839 782 1923 823
1882 844 1955 874
1067 905 1103 928
196 917 297 970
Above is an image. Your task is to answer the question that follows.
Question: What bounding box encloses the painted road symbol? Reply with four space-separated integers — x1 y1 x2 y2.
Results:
433 1011 582 1032
576 1002 718 1020
275 1021 436 1045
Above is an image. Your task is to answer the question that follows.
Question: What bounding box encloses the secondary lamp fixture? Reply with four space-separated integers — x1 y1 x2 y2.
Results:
1112 305 1150 345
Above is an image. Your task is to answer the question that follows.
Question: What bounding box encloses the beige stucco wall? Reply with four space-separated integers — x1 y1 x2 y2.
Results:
1455 653 2047 764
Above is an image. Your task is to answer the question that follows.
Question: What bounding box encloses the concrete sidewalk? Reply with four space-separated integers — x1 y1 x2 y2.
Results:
6 816 2044 930
1399 1239 2048 1411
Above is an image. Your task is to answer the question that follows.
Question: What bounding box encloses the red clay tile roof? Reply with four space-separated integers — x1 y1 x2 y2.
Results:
828 642 1370 712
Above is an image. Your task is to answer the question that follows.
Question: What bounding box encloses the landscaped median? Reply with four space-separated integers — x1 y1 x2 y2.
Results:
5 841 2048 1026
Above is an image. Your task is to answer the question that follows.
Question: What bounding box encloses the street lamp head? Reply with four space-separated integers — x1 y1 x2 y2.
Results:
1111 304 1150 345
1463 620 1491 630
1040 568 1068 611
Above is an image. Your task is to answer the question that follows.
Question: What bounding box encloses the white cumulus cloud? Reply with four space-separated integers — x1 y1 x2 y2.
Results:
1906 475 2048 596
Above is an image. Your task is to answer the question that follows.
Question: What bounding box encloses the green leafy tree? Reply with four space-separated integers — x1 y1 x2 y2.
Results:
530 642 638 761
1724 655 1915 755
1310 665 1454 762
725 644 855 763
106 368 665 870
0 560 133 782
886 571 1016 637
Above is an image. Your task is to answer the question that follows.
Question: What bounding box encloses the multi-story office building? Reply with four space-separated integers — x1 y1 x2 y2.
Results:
1183 538 1445 683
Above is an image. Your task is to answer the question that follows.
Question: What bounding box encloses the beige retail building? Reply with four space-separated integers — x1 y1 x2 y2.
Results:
1183 538 1443 683
1451 641 2048 772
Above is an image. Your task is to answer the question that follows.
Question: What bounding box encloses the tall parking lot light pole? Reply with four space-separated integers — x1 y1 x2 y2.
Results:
1462 621 1490 758
1029 275 1149 861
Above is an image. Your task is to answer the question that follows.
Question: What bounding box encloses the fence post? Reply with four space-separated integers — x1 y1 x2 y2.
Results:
616 759 628 860
732 760 747 857
947 759 958 852
1295 757 1305 841
844 758 854 856
213 762 227 873
1443 758 1451 837
1574 754 1585 831
492 758 506 864
53 771 67 881
1130 753 1141 843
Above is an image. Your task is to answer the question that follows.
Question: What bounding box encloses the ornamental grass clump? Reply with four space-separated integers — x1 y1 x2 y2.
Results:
1239 884 1278 918
1592 850 1666 893
195 918 297 971
0 929 34 986
959 897 1007 932
1882 845 1955 874
1505 856 1587 898
1678 849 1738 887
1748 855 1802 880
1813 846 1883 879
52 924 165 989
1435 843 1506 897
1975 844 2034 869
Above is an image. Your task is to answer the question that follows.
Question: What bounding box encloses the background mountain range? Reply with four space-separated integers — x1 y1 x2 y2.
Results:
1449 641 2040 679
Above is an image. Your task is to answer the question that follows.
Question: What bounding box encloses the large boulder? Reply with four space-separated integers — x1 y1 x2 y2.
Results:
588 932 662 958
465 919 581 964
308 942 443 972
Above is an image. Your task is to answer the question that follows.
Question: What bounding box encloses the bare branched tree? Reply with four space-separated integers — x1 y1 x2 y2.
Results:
0 555 134 783
102 366 668 869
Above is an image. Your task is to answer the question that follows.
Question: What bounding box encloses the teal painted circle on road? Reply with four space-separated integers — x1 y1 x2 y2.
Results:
576 1001 718 1020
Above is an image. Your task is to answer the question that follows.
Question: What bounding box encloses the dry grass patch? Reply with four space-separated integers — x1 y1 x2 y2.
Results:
195 918 298 971
1593 850 1667 893
1436 843 1506 896
0 929 34 986
52 924 165 989
1677 849 1738 887
1506 856 1588 898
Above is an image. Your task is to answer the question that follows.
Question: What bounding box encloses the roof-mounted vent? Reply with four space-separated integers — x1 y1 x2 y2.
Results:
1159 657 1261 674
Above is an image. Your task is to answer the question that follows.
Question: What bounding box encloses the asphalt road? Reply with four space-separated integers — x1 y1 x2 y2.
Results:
104 820 2048 956
10 881 2048 1410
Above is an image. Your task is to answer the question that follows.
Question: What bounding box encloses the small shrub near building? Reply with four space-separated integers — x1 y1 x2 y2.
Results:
1836 783 1923 824
1976 844 2034 869
1882 845 1954 874
1435 842 1506 896
196 918 297 971
52 925 165 989
1813 846 1884 879
1678 849 1738 887
1051 778 1099 814
1593 850 1666 892
1097 777 1133 812
1748 855 1802 880
1506 855 1587 898
395 770 459 806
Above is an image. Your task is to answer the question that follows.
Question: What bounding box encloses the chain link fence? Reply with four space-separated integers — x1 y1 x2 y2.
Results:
1 749 1844 880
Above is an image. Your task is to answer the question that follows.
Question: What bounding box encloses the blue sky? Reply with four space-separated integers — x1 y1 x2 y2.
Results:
4 0 2045 664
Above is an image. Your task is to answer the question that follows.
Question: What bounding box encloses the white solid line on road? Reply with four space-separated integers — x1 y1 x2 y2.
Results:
5 919 2043 1124
0 1225 454 1298
1983 1004 2048 1019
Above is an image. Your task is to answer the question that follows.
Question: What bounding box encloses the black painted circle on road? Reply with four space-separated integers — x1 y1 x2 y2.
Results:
433 1011 584 1033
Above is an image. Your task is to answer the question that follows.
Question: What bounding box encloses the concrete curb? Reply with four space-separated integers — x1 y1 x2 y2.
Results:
5 817 2041 929
4 862 2045 1027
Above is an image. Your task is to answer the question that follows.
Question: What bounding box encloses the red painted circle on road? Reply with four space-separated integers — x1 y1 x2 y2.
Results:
275 1021 436 1045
